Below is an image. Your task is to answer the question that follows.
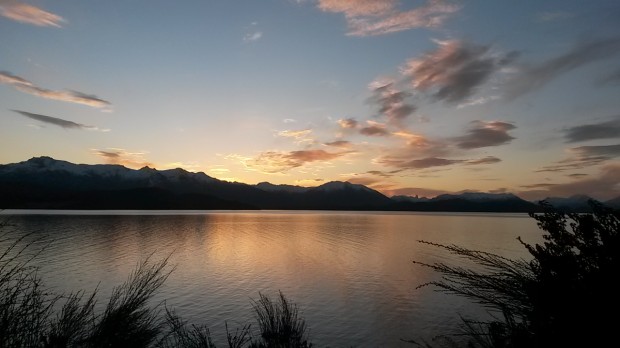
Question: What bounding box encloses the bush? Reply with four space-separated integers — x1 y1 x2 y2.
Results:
414 201 620 347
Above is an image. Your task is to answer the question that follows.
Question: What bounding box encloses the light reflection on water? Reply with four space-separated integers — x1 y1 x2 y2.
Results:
0 211 542 347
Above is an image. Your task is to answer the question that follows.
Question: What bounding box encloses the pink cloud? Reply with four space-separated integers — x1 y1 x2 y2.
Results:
0 1 65 27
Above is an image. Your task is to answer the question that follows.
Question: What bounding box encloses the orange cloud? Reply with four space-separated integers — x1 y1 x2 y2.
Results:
318 0 459 36
237 149 353 174
0 1 65 27
92 148 154 169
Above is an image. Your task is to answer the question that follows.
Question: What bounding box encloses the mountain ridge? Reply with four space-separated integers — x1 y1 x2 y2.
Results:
0 157 616 212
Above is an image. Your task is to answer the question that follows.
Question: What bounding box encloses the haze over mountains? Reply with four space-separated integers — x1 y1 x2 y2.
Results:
0 157 617 212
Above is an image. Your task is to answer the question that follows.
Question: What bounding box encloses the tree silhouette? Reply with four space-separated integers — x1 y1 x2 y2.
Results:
414 201 620 347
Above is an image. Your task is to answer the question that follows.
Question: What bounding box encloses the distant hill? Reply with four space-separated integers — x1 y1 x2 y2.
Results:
0 157 613 212
387 192 540 213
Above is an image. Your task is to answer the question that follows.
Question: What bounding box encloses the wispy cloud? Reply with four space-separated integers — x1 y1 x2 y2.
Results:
535 11 574 23
453 120 516 149
367 80 416 125
0 71 111 110
505 37 620 99
385 186 450 198
243 31 263 42
520 163 620 201
277 129 314 144
564 116 620 143
0 0 65 27
12 110 106 131
378 156 462 170
92 148 154 169
323 140 352 148
536 144 620 173
230 149 352 174
318 0 460 36
465 156 502 165
359 120 390 136
337 118 359 129
402 40 518 103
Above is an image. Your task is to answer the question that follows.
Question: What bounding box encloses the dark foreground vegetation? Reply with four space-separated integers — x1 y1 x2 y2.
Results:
412 201 620 347
1 201 618 347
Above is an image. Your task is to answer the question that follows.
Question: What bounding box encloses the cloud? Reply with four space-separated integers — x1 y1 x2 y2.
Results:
535 11 574 22
519 163 620 201
536 144 620 173
0 1 65 27
323 140 352 148
453 120 516 149
92 148 154 169
318 0 460 36
564 116 620 142
278 129 313 143
465 156 502 165
343 176 383 187
385 186 450 198
378 156 462 169
367 81 416 125
366 170 393 178
505 37 620 99
12 110 104 131
597 68 620 85
457 95 500 109
0 71 111 109
243 31 263 42
337 118 358 129
359 120 390 136
402 40 518 103
234 149 352 173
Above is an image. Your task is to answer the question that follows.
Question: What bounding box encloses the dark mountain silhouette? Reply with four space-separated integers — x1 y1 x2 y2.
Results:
387 192 540 213
0 157 610 212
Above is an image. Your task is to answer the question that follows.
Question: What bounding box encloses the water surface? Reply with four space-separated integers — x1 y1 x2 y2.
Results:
0 210 542 347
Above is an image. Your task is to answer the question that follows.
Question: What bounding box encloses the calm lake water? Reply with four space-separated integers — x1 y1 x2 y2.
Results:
0 210 543 347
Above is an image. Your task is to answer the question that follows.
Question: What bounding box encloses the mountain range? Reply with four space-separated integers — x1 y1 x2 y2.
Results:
0 157 617 212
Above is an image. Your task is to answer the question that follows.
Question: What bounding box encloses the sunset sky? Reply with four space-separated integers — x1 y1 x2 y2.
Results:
1 0 620 200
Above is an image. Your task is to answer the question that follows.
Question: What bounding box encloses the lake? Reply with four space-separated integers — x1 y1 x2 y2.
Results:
0 210 543 347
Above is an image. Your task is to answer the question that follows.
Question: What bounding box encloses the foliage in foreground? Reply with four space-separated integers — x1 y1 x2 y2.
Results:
0 219 311 348
414 201 620 347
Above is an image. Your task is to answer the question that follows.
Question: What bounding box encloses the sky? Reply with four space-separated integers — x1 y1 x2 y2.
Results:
1 0 620 200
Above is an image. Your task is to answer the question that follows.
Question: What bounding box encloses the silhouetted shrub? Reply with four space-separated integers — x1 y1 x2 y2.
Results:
414 201 620 347
0 217 312 348
249 291 311 348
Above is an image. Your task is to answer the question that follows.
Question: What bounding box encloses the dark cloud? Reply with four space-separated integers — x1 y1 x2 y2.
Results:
323 140 352 148
0 71 111 109
564 116 620 142
12 110 98 130
520 163 620 201
366 170 393 178
465 156 502 165
506 37 620 99
368 82 416 125
378 156 463 170
536 144 620 173
598 68 620 85
454 120 516 149
360 123 390 136
386 186 450 198
402 40 518 103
